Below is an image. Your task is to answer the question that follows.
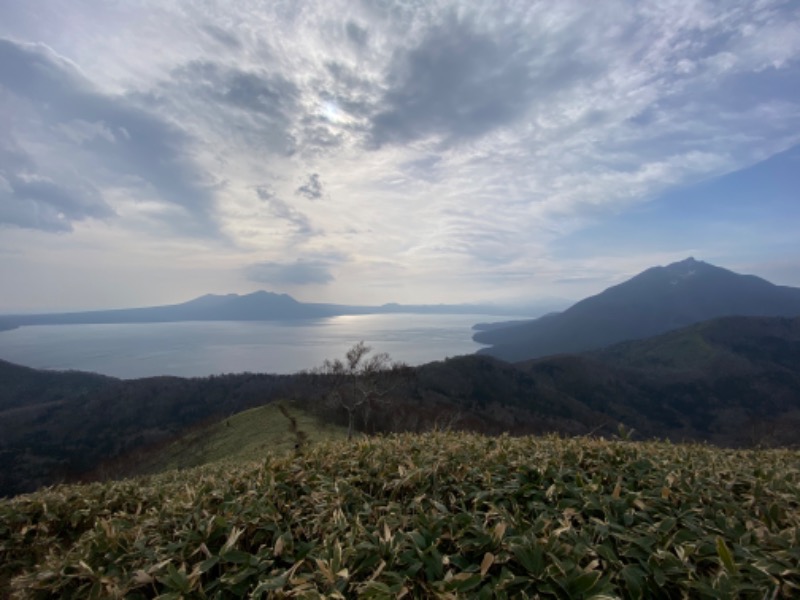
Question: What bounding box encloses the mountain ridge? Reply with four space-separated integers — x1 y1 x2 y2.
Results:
475 257 800 361
0 291 545 331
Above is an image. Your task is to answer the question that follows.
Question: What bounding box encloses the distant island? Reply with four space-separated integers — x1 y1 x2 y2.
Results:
0 291 552 332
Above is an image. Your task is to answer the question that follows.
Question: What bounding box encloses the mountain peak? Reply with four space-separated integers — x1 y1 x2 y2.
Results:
661 257 707 282
475 258 800 361
664 256 707 271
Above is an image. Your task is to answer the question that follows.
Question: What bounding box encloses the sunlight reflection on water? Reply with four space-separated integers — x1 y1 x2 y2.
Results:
0 314 513 378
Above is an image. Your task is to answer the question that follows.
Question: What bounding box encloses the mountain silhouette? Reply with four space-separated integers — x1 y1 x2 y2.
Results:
474 258 800 361
0 291 333 326
0 291 531 330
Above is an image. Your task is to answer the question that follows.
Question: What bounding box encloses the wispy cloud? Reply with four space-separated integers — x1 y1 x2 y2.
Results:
245 260 335 286
0 0 798 309
256 186 316 237
0 37 221 236
295 173 324 201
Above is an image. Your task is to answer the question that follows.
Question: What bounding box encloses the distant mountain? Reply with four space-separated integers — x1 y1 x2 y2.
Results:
0 291 533 330
0 291 326 327
474 257 800 361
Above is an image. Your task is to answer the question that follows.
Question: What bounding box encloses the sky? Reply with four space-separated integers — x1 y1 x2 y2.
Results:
1 0 799 312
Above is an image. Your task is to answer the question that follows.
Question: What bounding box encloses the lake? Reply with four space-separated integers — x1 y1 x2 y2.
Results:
0 314 510 379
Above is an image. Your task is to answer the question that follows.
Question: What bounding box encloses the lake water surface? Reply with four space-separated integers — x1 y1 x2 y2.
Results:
0 314 509 379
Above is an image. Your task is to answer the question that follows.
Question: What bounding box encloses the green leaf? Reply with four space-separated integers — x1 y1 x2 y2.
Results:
595 543 618 565
220 549 253 564
716 537 738 575
511 543 545 577
198 556 219 573
448 573 483 592
656 517 676 533
569 570 601 596
409 531 427 549
156 564 190 594
620 565 646 600
251 574 288 596
357 581 393 598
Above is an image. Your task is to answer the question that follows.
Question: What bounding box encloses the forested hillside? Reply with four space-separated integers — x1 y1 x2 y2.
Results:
2 315 799 497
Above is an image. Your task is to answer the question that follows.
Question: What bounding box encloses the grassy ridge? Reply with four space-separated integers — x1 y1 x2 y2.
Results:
2 432 799 598
128 403 347 475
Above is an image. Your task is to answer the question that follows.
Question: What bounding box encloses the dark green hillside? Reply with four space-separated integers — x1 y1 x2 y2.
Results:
591 315 800 373
0 367 300 497
0 362 117 496
411 355 614 436
517 316 800 447
0 359 115 412
415 316 800 447
2 433 798 598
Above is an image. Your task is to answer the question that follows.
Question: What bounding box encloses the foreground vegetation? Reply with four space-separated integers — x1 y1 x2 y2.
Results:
2 432 799 598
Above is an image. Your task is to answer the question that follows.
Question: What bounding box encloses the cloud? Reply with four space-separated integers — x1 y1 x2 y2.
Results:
172 61 298 122
0 132 114 232
0 171 111 233
295 173 323 200
345 21 369 47
1 1 799 310
369 13 591 148
160 60 302 158
201 24 242 50
400 155 442 182
245 259 335 286
0 37 218 235
256 186 316 236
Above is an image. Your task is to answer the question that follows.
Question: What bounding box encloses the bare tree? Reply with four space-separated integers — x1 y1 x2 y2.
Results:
316 341 406 440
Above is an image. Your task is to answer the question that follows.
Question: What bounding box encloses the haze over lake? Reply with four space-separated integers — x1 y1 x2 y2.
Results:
0 314 509 379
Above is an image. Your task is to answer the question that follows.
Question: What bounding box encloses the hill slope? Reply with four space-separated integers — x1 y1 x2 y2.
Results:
0 362 301 497
590 314 800 373
118 403 347 476
515 316 800 447
475 257 800 361
0 359 115 412
2 432 798 598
